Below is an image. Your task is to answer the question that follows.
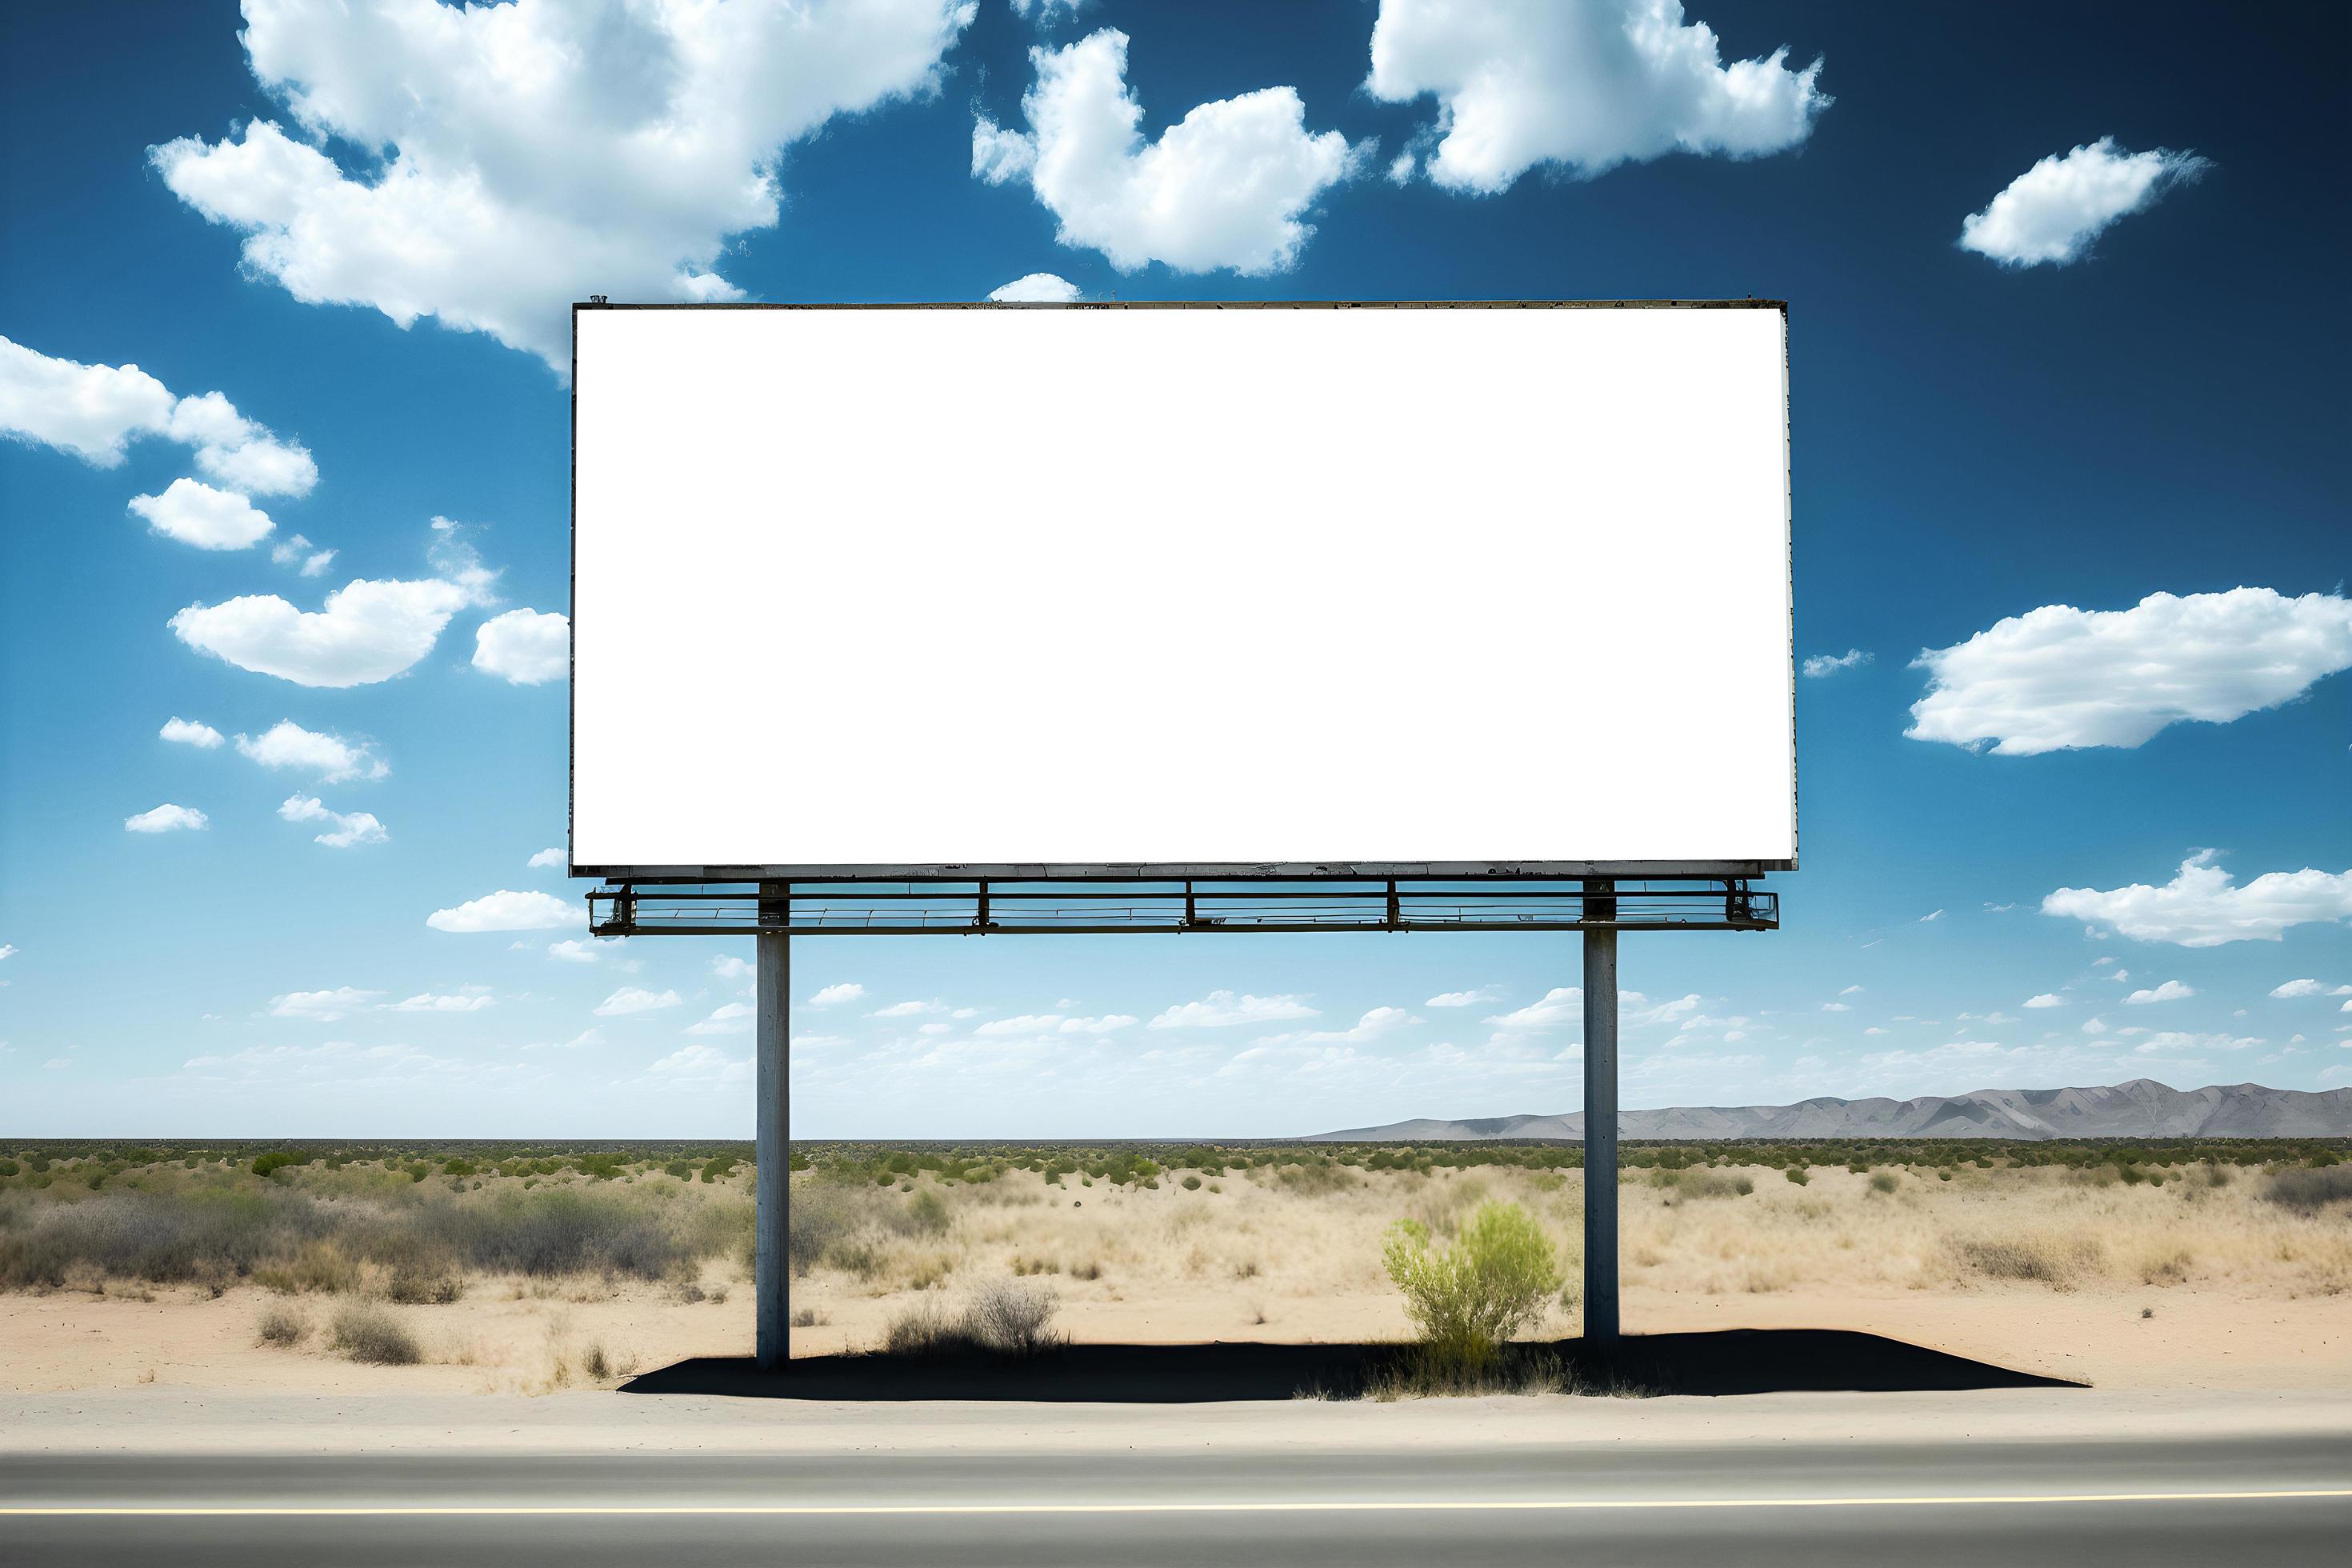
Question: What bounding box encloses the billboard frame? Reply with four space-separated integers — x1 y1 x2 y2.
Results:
566 298 1797 886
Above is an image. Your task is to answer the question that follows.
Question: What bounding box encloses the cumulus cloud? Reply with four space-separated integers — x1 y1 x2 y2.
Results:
2124 979 2196 1005
988 272 1081 302
426 889 583 933
1802 648 1871 678
2270 979 2350 998
126 803 207 833
160 716 224 750
527 847 566 870
548 938 626 964
595 986 682 1017
808 983 866 1007
710 955 753 982
0 335 314 491
1148 990 1319 1029
2045 852 2352 947
1908 589 2352 756
974 29 1361 274
1959 138 2210 267
235 719 386 782
271 532 336 576
150 0 977 373
685 1002 754 1036
269 986 383 1021
2024 994 2066 1009
976 1013 1138 1036
472 608 568 685
128 478 274 550
1486 986 1582 1029
172 578 474 687
387 991 495 1014
1426 987 1499 1007
1365 0 1828 194
278 794 388 848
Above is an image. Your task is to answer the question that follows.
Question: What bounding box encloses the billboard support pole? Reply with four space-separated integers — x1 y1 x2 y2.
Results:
754 882 790 1370
1582 878 1619 1348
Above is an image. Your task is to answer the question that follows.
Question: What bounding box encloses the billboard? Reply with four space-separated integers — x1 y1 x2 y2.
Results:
570 302 1794 881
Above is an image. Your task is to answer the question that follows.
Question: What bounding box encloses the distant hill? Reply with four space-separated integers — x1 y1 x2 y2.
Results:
1304 1079 2352 1142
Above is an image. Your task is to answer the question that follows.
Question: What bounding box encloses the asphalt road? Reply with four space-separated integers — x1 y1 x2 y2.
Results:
4 1432 2347 1566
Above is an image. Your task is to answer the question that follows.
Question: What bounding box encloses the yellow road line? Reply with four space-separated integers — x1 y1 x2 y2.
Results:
3 1490 2348 1518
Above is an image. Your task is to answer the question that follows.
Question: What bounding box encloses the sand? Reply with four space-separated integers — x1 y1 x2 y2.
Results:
3 1160 2345 1398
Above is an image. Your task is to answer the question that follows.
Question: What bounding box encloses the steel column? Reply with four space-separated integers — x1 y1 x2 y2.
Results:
1582 879 1619 1347
753 894 790 1370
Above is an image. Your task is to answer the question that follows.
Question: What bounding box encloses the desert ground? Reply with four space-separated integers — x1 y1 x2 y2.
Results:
3 1143 2347 1398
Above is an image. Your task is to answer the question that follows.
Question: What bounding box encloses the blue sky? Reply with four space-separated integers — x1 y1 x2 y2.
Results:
2 0 2346 1138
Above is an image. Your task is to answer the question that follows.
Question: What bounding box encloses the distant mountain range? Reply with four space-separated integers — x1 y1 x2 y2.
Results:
1305 1080 2352 1142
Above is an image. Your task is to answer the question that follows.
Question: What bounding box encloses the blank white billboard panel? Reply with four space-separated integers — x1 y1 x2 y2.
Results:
570 303 1794 876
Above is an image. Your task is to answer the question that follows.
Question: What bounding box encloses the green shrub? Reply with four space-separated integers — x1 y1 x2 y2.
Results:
1784 1167 1809 1186
251 1151 308 1178
1869 1171 1899 1194
1381 1201 1562 1374
1181 1174 1203 1190
905 1187 951 1235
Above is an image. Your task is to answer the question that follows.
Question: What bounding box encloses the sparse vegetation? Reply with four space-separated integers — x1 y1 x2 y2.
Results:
329 1302 422 1365
2262 1166 2352 1214
881 1278 1065 1358
255 1302 308 1346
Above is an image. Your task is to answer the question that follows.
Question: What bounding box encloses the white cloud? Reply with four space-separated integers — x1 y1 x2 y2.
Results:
1919 909 1945 922
1802 648 1872 678
1426 987 1499 1008
235 719 386 782
2125 979 2196 1005
976 1012 1139 1037
0 946 14 962
2045 852 2352 947
1365 0 1827 194
125 803 207 834
387 991 495 1014
710 955 753 982
277 794 387 848
426 889 583 933
527 847 565 870
809 982 866 1007
1909 590 2352 756
988 272 1081 302
2081 1016 2108 1035
548 937 625 964
973 28 1360 274
1838 985 1863 995
642 1043 751 1083
159 716 224 749
172 578 474 687
1820 1002 1850 1013
472 608 568 685
269 986 382 1021
150 0 977 374
128 478 274 550
685 1002 754 1036
870 999 941 1018
1486 986 1581 1029
595 986 682 1017
2024 994 2066 1009
0 335 314 492
2269 979 2350 999
1959 137 2210 268
271 532 337 576
2132 1030 2261 1055
1149 990 1319 1029
1261 1006 1420 1046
